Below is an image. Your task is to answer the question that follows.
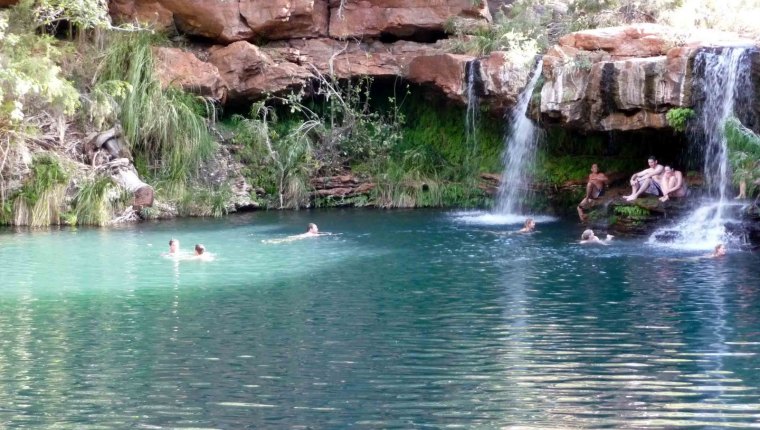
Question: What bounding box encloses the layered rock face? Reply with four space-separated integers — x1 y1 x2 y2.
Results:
110 0 489 41
539 24 756 132
327 0 491 40
110 2 760 134
110 0 507 108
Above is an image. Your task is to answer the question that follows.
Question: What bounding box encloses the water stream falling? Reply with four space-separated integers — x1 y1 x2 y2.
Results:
464 60 481 173
494 61 544 216
649 47 753 249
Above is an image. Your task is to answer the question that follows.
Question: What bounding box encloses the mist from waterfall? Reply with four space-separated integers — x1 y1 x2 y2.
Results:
649 47 752 250
494 61 544 216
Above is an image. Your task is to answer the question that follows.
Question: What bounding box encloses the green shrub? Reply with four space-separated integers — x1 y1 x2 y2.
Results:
725 117 760 195
10 154 69 226
666 108 695 133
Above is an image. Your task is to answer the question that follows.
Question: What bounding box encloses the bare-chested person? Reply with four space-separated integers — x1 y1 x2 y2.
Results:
577 163 609 221
659 166 687 202
623 156 665 202
580 229 614 245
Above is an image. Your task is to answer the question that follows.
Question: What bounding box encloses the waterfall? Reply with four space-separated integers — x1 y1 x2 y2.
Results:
494 61 544 215
649 47 753 250
464 60 481 172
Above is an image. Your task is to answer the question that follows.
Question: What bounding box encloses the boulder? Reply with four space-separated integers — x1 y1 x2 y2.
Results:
239 0 329 40
159 0 254 42
207 38 440 102
153 47 227 101
328 0 491 40
406 54 473 103
478 51 533 114
109 0 173 30
208 41 313 102
113 0 328 42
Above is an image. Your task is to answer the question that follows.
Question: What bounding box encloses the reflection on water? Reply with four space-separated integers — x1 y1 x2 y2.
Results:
1 209 759 428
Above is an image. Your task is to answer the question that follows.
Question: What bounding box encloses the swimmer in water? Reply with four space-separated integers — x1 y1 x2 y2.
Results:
191 243 214 261
516 218 536 233
162 238 180 257
579 229 614 245
263 223 332 244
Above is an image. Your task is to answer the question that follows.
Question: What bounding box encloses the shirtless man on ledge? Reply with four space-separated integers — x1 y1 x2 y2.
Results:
577 163 609 221
623 156 664 202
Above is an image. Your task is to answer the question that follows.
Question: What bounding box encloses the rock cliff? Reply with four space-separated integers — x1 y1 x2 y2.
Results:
109 0 520 110
539 24 758 132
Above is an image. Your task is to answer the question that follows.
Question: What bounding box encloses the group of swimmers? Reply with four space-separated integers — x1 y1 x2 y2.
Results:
163 223 329 259
516 217 615 246
163 238 214 261
577 155 687 222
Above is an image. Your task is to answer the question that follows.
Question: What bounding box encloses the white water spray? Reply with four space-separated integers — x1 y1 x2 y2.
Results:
649 47 752 250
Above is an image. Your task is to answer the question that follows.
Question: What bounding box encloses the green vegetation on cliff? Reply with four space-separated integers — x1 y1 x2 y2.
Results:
726 117 760 197
96 32 216 199
223 82 504 210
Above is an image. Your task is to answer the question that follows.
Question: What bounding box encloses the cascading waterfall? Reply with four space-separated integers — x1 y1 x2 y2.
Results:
494 61 544 216
649 47 753 249
464 60 481 171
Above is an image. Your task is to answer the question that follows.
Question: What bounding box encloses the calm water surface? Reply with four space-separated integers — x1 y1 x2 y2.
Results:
1 209 759 429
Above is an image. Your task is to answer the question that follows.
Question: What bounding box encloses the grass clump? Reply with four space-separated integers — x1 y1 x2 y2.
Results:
179 186 232 217
95 31 216 199
10 153 69 227
73 176 116 226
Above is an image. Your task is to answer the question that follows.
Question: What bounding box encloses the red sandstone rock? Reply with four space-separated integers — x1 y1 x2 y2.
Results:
208 41 313 102
479 51 532 113
540 25 756 131
268 38 438 79
109 0 173 30
160 0 254 42
406 54 472 103
153 47 227 101
327 0 491 39
240 0 328 40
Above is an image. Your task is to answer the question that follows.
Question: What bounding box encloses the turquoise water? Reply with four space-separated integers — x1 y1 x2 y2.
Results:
1 209 759 428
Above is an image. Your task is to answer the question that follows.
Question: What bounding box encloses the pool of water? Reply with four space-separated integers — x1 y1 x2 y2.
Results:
1 209 759 428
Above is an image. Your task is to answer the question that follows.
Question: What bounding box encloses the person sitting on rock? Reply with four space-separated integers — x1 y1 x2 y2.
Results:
577 163 609 221
580 229 614 245
623 156 664 202
659 165 687 202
